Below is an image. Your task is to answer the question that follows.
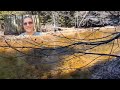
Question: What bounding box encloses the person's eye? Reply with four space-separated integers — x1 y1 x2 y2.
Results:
28 22 33 24
23 23 27 25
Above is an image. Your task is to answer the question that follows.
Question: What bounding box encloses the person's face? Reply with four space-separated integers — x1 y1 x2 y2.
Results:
23 18 34 33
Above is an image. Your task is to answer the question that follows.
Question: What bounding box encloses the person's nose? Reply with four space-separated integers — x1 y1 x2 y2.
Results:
26 23 30 26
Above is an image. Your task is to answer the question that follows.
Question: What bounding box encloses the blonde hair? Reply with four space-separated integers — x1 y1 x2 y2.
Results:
23 15 33 22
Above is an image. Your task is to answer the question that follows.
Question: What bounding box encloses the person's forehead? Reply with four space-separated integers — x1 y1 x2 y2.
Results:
24 18 33 22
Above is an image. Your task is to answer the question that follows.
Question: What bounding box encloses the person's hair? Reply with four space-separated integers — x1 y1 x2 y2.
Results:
23 15 33 23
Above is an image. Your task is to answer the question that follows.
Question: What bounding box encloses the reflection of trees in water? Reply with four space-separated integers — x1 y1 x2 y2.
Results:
1 26 120 78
